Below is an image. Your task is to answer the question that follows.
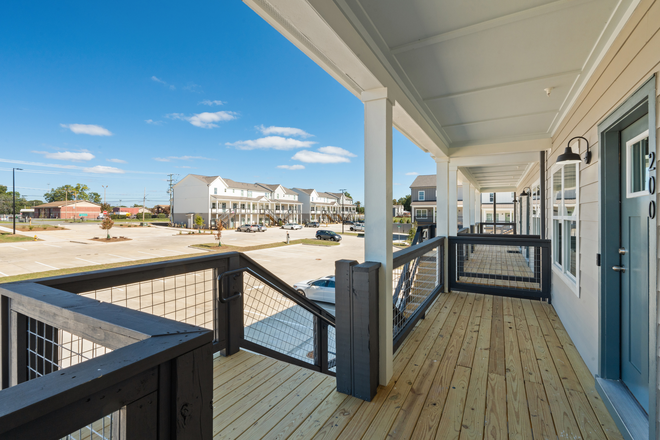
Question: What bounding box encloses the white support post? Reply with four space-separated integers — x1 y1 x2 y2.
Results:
362 87 393 386
475 189 481 224
448 165 458 236
462 177 472 229
435 158 449 236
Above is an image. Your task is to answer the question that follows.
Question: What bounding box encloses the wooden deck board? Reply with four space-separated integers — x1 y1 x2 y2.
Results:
212 292 624 440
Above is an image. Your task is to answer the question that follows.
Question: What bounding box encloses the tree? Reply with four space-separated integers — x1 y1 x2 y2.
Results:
100 216 114 239
100 202 112 213
342 192 352 199
194 214 204 229
43 184 101 203
0 185 7 195
397 195 412 212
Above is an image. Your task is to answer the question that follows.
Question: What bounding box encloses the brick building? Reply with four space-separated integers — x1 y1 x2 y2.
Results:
33 200 101 219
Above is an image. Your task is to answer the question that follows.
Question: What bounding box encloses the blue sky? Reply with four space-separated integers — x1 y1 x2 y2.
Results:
0 1 436 207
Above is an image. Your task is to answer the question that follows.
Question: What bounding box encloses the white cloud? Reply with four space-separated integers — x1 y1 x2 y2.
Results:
226 136 315 151
153 156 212 162
291 150 350 164
145 119 163 125
277 165 305 170
151 76 175 90
82 165 125 174
200 100 224 106
184 83 202 92
256 125 312 138
107 158 127 164
33 150 95 161
167 111 237 128
405 172 419 176
60 123 112 136
318 146 357 157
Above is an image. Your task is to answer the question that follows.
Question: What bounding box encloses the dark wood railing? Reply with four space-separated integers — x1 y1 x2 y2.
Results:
448 235 551 302
0 252 338 437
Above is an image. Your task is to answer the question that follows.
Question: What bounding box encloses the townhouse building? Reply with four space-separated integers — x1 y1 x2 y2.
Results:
172 175 302 228
292 189 357 223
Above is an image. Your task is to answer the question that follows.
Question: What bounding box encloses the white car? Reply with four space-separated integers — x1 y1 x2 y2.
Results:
350 223 365 232
294 276 336 303
282 223 303 230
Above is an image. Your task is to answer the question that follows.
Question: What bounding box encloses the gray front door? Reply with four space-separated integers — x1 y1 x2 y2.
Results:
620 115 651 412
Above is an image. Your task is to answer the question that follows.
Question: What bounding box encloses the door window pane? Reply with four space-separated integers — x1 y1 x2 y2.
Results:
629 136 650 194
553 220 562 266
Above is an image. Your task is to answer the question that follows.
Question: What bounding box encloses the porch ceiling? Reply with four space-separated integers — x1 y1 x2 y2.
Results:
244 0 637 188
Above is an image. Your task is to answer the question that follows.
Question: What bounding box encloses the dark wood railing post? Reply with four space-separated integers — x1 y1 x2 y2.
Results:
9 311 27 386
1 296 9 390
314 316 329 374
335 259 379 402
217 256 243 356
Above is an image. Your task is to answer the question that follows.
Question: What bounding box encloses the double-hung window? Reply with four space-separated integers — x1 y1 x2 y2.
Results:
530 182 541 236
416 209 428 219
418 190 425 201
552 163 578 287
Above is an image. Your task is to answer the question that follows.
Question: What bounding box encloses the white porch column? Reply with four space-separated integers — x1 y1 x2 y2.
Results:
362 87 393 386
448 164 458 236
435 158 449 236
475 189 481 223
462 177 472 228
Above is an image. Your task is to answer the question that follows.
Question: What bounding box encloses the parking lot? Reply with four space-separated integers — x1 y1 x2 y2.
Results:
0 222 365 280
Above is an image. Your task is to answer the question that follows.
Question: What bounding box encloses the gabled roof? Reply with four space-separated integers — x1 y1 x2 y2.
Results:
224 178 264 191
189 174 220 185
409 175 436 188
293 188 316 195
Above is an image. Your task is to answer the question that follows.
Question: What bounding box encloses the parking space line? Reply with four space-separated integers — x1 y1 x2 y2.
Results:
35 261 59 270
76 257 100 265
9 246 27 251
109 254 137 261
0 271 7 277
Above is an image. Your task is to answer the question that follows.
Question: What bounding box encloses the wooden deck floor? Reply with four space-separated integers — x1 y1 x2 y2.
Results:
212 291 623 440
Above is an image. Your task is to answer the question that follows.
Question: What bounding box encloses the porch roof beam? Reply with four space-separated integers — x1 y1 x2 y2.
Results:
449 151 540 167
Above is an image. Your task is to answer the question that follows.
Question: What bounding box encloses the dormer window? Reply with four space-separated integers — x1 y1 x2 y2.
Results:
247 191 252 197
213 188 217 195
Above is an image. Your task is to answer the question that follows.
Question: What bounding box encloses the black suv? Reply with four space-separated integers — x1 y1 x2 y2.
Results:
316 230 342 242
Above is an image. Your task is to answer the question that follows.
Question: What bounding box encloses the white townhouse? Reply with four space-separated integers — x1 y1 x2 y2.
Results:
292 189 357 223
172 175 302 228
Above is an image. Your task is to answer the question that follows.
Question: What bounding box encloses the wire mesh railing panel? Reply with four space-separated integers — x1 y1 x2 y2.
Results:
328 324 337 373
242 271 316 365
392 245 440 340
25 317 115 440
79 269 215 331
456 243 541 291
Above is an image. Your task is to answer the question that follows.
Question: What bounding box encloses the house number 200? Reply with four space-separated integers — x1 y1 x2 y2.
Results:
649 152 656 219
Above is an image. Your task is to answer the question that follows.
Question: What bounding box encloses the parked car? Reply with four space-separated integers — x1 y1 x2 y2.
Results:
282 223 303 230
293 276 336 303
307 221 320 228
342 220 354 225
350 223 364 232
253 224 267 232
97 215 105 220
316 230 342 242
237 224 258 232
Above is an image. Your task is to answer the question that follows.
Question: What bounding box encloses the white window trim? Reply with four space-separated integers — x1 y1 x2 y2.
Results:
418 190 425 201
550 163 580 296
530 180 541 236
626 129 650 199
416 208 428 219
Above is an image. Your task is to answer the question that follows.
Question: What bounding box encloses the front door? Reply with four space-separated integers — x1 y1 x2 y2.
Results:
620 115 651 412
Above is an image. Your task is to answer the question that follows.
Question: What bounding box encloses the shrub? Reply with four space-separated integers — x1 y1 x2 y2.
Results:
157 213 167 219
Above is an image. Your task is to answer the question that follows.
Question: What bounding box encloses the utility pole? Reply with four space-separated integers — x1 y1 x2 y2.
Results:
102 185 108 206
339 188 347 234
143 188 146 222
166 174 177 224
72 190 78 222
12 168 22 234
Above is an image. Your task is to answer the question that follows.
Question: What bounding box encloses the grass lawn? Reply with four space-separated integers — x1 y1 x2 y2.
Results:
0 233 36 243
338 232 360 236
193 238 340 252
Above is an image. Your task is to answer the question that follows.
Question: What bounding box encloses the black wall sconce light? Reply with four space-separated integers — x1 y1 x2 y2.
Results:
557 136 591 165
519 186 532 197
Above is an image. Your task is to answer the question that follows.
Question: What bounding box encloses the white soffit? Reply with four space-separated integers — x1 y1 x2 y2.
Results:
244 0 637 157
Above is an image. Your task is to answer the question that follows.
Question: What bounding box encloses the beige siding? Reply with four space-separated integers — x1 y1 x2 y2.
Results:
515 0 660 396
